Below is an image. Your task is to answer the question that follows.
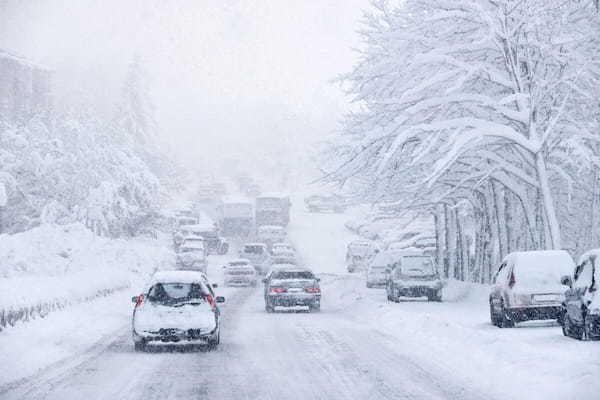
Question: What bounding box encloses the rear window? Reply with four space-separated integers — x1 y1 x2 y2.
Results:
271 271 314 280
180 247 204 253
399 256 435 276
514 252 574 286
229 261 249 266
244 245 264 254
147 282 209 304
226 269 254 276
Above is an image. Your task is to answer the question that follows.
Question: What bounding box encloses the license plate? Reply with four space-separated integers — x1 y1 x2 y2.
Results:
288 288 303 293
534 294 559 302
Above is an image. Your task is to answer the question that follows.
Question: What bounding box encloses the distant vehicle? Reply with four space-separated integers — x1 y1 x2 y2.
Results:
385 254 442 302
176 240 208 273
131 270 224 351
263 267 321 312
181 224 229 255
346 240 378 273
305 194 347 213
272 242 295 254
561 250 600 340
218 197 254 237
223 259 258 287
255 193 291 227
240 243 271 275
257 225 286 248
489 250 574 328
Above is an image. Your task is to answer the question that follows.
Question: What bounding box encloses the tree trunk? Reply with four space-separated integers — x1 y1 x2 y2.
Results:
535 154 561 249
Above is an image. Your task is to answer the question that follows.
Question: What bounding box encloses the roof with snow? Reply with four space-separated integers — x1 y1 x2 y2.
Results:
150 270 208 284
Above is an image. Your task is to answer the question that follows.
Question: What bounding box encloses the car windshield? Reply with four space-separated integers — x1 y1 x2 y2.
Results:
180 247 203 253
399 256 436 276
244 245 264 254
147 282 208 305
229 261 248 266
271 271 314 280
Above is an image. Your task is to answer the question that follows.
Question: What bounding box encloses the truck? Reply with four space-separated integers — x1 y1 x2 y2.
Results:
219 196 254 237
255 193 291 227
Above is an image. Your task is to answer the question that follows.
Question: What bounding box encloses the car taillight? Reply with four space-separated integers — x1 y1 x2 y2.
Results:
270 287 286 293
305 287 320 293
206 295 216 307
135 295 144 308
509 272 516 288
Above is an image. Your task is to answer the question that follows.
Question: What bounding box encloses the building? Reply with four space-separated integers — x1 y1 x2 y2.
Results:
0 49 52 123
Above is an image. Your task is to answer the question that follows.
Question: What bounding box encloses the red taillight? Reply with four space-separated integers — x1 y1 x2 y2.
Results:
270 287 286 293
509 272 516 288
305 287 320 293
135 295 144 308
206 295 216 307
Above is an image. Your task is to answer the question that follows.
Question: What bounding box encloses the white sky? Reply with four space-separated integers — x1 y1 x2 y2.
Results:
1 0 368 182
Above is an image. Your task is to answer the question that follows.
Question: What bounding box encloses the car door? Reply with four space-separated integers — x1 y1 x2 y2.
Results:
566 261 592 324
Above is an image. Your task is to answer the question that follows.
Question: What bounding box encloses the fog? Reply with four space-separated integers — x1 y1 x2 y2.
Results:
1 0 367 184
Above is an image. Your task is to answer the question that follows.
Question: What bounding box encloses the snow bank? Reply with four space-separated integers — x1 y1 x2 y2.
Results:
0 223 173 330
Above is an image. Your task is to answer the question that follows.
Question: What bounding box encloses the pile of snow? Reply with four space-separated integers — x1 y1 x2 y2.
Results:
0 223 173 329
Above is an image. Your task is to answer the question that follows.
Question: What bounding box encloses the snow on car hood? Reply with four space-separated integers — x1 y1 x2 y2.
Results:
134 302 216 332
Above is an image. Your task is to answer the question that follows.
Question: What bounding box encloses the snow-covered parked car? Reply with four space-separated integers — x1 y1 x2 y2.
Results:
176 240 208 273
263 267 321 312
346 239 379 273
366 251 399 288
561 249 600 340
240 243 271 275
385 253 442 301
131 270 224 351
223 259 258 287
489 250 574 328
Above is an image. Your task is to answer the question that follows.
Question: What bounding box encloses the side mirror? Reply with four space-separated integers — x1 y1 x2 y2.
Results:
212 283 218 288
262 278 268 284
215 296 225 303
316 277 321 282
131 296 139 303
560 275 572 287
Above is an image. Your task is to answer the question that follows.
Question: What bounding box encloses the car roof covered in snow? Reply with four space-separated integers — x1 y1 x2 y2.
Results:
257 192 289 199
504 250 575 271
228 258 251 265
150 270 208 285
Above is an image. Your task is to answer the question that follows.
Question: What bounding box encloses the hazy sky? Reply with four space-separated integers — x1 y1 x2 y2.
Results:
1 0 368 181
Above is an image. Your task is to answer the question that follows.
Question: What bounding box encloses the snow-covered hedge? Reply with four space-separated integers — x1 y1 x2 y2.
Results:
0 223 173 330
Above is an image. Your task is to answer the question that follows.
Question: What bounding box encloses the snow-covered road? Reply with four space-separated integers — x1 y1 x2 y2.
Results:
1 208 598 400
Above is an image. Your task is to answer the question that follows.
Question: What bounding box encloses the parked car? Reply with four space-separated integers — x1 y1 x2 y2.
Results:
305 194 347 213
176 241 208 273
131 270 224 351
386 254 442 301
263 267 321 312
561 249 600 340
257 225 286 249
346 240 378 273
366 251 398 288
223 259 258 287
240 243 271 275
489 250 574 328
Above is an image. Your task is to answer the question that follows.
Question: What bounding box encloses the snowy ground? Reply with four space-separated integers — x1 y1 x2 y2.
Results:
0 208 598 399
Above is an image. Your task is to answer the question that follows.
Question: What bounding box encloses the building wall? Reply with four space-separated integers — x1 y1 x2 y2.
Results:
0 50 51 123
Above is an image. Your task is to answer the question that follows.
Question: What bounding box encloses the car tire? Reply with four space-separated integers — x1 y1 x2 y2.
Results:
208 331 220 350
562 314 573 338
134 340 146 352
265 303 274 313
366 283 372 288
500 302 515 328
309 303 321 312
